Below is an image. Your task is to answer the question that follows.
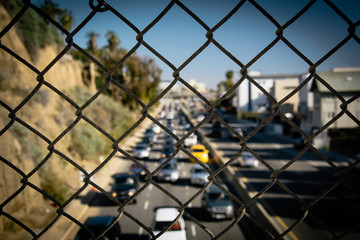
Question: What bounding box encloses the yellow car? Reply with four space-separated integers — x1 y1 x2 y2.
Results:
189 144 209 163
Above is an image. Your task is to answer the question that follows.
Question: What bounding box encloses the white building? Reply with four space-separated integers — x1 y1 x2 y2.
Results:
188 79 207 93
236 71 274 113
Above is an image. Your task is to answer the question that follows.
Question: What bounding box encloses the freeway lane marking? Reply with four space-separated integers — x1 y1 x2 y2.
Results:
191 224 196 237
231 160 300 239
275 216 299 240
144 200 149 210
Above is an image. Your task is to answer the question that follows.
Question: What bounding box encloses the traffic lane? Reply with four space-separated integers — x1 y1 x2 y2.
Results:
71 155 245 239
69 110 246 239
202 125 360 238
149 152 245 240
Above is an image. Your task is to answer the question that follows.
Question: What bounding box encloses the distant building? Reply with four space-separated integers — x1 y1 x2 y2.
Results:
188 79 207 93
236 71 300 115
236 71 274 113
159 80 179 93
306 69 360 148
271 77 300 115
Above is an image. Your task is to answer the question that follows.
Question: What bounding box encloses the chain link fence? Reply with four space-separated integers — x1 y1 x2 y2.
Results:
1 0 360 239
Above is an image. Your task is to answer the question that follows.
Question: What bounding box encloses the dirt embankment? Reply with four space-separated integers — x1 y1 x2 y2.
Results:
0 5 100 238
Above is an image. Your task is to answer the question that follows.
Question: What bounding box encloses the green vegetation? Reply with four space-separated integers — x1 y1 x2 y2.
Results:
1 0 160 209
10 122 46 162
68 86 138 157
215 70 236 110
1 0 66 58
68 123 107 161
40 170 69 204
71 30 161 109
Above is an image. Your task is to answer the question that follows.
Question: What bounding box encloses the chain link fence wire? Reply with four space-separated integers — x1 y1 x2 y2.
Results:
1 0 360 239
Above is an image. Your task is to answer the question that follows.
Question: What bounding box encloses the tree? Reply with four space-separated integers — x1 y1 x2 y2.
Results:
59 10 73 31
81 30 161 109
106 31 120 51
39 0 63 20
224 70 234 91
217 70 236 109
86 31 99 54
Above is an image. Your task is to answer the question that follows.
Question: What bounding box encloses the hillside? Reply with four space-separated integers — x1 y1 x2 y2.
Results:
0 5 138 238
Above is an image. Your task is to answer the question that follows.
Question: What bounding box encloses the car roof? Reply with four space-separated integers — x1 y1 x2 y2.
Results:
192 164 208 169
160 158 177 164
191 144 206 149
85 216 116 227
135 143 148 147
207 184 228 193
155 208 179 222
112 172 135 178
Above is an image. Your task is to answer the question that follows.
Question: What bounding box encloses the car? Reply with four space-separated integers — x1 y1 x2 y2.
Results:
74 215 121 240
129 163 148 181
196 114 205 122
238 151 259 168
294 136 306 149
152 207 187 240
210 121 222 138
110 173 138 203
144 128 155 138
190 164 210 186
201 184 234 220
348 153 360 170
151 124 161 134
230 127 244 140
162 144 175 159
133 143 151 159
144 129 157 146
189 144 209 163
157 159 179 183
164 134 176 146
184 133 198 147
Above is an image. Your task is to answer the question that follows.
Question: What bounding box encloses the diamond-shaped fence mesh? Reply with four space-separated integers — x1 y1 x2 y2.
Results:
1 0 360 240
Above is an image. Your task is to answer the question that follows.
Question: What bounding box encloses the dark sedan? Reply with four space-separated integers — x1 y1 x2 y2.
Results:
110 173 138 203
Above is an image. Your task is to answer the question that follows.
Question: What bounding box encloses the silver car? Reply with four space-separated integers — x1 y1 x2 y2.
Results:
238 151 259 168
133 143 150 159
157 159 179 183
190 164 209 186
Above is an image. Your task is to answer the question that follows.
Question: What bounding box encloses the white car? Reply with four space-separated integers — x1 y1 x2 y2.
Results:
184 133 198 147
151 124 161 134
190 164 209 185
196 115 205 122
157 159 179 183
152 207 187 240
238 151 259 168
133 143 150 159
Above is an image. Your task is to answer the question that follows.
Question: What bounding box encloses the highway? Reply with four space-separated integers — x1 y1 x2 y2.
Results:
189 100 360 240
59 98 360 240
64 101 246 240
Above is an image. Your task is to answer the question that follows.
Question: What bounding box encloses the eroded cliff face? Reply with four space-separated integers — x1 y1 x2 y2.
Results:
0 5 96 237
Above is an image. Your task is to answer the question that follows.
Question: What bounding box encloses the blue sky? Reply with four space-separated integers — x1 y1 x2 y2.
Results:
52 0 360 89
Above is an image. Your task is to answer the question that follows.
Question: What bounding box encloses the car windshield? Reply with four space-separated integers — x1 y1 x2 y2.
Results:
114 176 134 185
193 168 206 174
208 192 229 200
163 163 177 170
154 221 181 231
135 145 146 150
75 225 114 240
191 149 204 153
